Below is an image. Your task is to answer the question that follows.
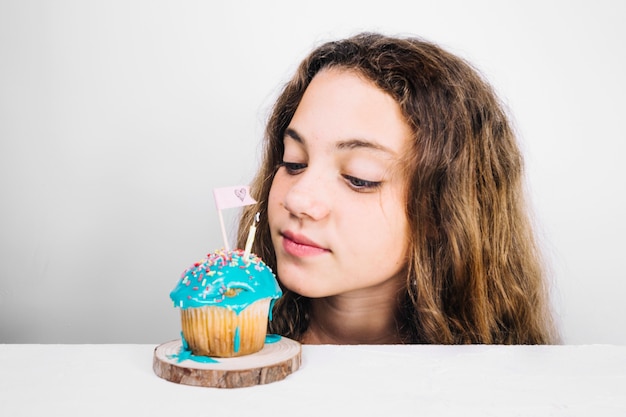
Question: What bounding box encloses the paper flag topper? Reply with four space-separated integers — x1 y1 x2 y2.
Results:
213 185 257 252
213 185 257 210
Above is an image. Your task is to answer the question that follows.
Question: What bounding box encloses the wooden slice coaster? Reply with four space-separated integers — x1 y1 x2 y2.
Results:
153 337 301 388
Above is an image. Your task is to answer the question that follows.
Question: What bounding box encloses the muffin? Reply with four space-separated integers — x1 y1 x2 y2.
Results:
170 248 282 358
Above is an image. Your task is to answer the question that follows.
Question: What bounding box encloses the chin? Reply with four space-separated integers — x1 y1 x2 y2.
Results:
276 261 338 298
279 277 327 299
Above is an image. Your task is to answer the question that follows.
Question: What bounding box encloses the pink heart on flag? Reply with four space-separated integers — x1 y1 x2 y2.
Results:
234 188 247 201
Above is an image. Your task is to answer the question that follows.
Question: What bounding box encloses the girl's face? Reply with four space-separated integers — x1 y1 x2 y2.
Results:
268 68 411 298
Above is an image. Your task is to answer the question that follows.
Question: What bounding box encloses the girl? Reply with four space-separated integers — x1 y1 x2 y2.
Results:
237 32 559 344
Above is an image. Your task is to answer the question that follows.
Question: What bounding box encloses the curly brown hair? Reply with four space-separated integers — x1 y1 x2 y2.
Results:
237 32 559 344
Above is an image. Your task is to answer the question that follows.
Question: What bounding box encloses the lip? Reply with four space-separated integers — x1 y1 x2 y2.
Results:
280 231 330 257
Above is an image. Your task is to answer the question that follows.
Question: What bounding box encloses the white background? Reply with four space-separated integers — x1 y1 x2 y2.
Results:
1 0 624 344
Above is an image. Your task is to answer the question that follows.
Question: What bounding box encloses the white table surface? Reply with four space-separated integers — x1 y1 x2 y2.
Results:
1 343 625 416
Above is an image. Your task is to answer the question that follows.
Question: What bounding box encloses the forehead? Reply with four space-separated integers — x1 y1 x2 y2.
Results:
288 68 412 156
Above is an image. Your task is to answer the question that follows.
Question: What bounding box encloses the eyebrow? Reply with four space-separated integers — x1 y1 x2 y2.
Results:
284 127 396 155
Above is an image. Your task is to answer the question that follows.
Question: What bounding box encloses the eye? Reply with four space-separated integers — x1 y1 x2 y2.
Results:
343 175 382 191
280 162 307 175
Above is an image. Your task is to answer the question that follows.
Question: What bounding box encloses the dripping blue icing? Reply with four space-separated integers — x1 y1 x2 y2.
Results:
234 327 240 353
167 333 219 363
167 334 283 364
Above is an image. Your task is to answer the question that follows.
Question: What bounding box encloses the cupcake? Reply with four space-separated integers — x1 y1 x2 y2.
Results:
170 248 281 358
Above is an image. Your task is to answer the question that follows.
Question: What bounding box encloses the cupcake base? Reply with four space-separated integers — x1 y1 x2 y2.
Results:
180 298 271 357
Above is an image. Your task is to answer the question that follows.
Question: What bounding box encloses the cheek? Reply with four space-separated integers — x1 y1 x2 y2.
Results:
354 209 405 244
359 196 409 256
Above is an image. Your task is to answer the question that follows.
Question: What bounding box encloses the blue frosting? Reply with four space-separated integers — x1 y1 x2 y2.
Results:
234 327 240 353
168 333 219 363
170 249 282 314
168 333 283 364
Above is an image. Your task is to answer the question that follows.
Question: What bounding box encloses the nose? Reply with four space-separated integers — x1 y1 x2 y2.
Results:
282 171 331 221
